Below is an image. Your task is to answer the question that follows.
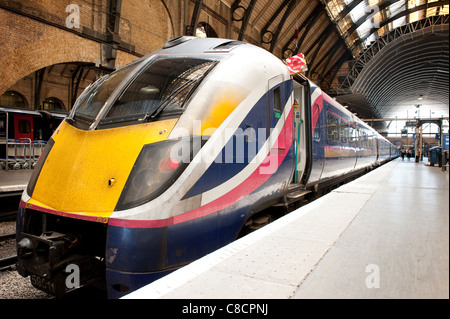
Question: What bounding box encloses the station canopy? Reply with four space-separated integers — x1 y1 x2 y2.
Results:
222 0 449 120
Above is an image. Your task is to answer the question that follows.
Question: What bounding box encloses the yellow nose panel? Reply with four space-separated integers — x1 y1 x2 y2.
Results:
31 119 178 215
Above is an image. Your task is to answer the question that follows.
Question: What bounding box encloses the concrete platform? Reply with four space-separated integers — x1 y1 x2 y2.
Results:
0 169 32 194
124 159 449 299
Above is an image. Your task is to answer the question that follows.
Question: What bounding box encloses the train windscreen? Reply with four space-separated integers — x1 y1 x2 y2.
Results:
101 58 217 126
69 58 217 129
71 63 139 124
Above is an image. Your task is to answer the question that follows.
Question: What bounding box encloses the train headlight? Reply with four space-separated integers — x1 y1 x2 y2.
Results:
115 137 200 211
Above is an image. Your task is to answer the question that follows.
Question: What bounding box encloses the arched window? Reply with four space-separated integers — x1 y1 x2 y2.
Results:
0 91 28 108
195 24 207 38
196 22 218 38
42 97 65 110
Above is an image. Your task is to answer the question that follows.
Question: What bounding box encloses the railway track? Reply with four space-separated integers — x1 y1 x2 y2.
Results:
0 231 17 271
0 255 17 271
0 233 15 242
0 211 17 222
0 192 21 222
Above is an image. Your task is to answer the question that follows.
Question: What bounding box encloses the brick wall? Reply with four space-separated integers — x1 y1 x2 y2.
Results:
0 0 182 108
119 0 175 56
0 0 252 110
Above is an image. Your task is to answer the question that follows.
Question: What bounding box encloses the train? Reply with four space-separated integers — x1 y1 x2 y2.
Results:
16 36 398 298
0 106 66 170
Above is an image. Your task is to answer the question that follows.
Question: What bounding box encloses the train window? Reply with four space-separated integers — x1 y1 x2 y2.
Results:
359 130 365 148
366 134 371 149
273 86 282 113
313 103 320 142
348 126 357 146
103 59 217 123
340 121 349 144
370 135 377 150
72 63 139 121
18 119 31 134
361 131 366 148
327 113 339 143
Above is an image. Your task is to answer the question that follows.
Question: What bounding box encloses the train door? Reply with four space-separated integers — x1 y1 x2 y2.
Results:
292 78 307 184
14 114 34 141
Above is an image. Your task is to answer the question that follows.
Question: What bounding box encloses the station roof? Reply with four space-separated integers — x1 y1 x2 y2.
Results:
220 0 449 120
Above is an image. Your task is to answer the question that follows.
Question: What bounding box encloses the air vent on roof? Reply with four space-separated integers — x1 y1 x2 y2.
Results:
205 41 243 53
163 36 196 49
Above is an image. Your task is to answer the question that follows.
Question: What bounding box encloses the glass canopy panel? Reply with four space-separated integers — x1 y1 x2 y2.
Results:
325 0 447 56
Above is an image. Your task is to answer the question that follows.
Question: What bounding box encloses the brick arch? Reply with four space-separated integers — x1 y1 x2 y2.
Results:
0 34 100 96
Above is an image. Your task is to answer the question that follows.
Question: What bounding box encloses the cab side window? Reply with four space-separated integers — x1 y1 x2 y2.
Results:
273 86 282 113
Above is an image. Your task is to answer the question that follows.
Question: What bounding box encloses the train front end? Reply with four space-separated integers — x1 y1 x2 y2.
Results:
16 37 293 298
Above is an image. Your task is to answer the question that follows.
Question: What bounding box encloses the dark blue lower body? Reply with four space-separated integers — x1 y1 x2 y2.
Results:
105 206 250 298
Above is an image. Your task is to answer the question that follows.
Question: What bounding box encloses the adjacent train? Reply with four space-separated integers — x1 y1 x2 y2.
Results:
0 106 66 170
16 37 398 298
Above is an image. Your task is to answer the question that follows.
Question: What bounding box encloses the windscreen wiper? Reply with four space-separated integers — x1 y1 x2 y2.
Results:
147 74 203 120
147 61 218 121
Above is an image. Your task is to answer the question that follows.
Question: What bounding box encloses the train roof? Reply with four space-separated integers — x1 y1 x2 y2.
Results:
0 106 67 119
158 36 247 55
154 38 391 142
0 106 42 116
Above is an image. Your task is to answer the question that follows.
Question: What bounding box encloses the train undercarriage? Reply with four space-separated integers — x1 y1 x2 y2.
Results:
17 208 107 297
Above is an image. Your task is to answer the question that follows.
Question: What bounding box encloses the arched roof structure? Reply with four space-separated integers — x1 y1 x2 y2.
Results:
201 0 449 119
